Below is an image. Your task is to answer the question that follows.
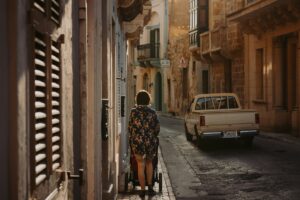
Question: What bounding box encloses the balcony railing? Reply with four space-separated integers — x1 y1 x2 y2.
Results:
200 32 210 54
137 43 160 61
200 28 227 58
189 28 200 49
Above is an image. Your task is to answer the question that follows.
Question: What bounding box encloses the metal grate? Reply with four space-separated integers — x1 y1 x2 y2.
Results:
33 31 48 186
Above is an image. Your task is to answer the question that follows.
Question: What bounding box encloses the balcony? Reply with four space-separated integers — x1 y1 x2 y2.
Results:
227 0 300 35
200 28 227 61
137 43 161 67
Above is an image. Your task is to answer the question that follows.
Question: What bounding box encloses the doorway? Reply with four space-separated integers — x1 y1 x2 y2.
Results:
155 72 162 111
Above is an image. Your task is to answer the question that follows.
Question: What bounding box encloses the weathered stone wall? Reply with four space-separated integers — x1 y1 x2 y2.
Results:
231 57 245 107
167 0 190 115
211 62 225 93
211 0 225 29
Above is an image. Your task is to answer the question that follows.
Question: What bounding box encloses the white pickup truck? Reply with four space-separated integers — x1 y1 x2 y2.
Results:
184 93 259 147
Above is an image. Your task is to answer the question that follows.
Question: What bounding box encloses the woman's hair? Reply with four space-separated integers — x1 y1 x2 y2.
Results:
136 90 151 105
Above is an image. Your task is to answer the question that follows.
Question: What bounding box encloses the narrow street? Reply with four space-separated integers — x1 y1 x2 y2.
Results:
159 115 300 200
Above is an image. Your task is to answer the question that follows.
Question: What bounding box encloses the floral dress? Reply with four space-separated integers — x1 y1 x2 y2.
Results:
128 105 160 159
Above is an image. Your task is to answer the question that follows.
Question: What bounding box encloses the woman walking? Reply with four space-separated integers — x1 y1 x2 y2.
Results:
128 90 160 198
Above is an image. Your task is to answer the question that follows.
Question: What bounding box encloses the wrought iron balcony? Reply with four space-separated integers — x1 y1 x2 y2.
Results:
189 28 200 50
137 43 160 61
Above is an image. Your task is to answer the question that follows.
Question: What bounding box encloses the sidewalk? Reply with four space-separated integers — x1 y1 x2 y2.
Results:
117 148 176 200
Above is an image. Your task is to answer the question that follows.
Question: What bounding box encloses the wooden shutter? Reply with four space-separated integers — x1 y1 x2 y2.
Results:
32 0 61 25
30 0 64 196
199 0 208 32
32 30 48 186
50 0 60 25
50 40 62 171
31 32 63 189
33 0 46 14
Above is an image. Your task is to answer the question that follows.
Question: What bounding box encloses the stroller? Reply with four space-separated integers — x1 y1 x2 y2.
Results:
124 140 163 193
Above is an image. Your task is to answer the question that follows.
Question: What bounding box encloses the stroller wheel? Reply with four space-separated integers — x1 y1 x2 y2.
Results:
125 172 129 192
158 172 162 192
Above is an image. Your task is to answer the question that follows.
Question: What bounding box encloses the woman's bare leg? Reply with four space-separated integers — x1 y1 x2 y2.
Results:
145 158 153 186
135 154 145 190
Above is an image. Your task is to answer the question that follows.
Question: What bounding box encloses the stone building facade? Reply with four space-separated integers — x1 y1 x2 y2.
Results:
198 0 245 105
0 0 150 199
167 0 192 115
228 0 300 135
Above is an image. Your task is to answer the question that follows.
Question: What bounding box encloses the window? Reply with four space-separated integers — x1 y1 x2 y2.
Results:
228 96 239 109
189 0 198 30
202 70 209 93
30 1 63 197
195 96 239 110
256 48 264 99
182 68 188 98
195 98 206 110
33 0 61 25
31 30 63 193
273 34 297 109
150 28 160 58
199 0 209 31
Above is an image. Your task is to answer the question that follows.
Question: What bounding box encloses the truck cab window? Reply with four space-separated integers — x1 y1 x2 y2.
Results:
195 98 206 110
228 96 238 109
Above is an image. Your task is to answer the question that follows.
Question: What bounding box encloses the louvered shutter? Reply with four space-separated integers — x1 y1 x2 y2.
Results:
50 0 60 25
50 40 62 171
33 0 46 13
33 0 61 25
32 31 48 186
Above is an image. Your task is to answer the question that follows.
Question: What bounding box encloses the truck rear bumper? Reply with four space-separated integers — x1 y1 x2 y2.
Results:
200 130 259 139
239 130 259 137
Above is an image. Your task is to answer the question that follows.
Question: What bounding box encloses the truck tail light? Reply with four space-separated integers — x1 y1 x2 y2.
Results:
255 113 260 124
200 116 205 126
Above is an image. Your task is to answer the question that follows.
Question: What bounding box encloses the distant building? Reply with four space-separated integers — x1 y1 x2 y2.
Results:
128 0 170 112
